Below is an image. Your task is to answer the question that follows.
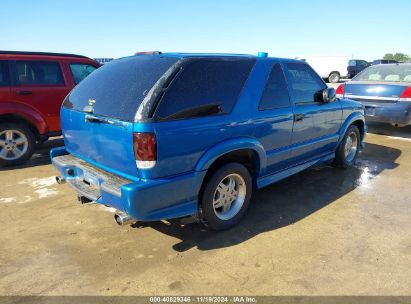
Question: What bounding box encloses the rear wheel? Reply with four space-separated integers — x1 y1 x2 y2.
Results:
199 163 252 230
328 72 340 83
334 125 360 168
0 123 36 167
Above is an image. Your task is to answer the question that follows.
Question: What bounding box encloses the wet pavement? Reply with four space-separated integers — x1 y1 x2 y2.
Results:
0 124 411 295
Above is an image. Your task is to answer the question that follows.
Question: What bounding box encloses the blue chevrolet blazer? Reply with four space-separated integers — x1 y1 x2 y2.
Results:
51 52 365 230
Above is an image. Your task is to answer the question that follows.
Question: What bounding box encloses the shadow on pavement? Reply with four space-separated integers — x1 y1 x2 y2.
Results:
367 122 411 139
132 143 401 252
0 137 64 171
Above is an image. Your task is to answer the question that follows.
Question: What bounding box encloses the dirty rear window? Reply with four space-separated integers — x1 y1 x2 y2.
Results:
63 56 179 121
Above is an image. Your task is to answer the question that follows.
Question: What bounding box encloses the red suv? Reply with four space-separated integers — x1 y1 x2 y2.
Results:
0 51 100 166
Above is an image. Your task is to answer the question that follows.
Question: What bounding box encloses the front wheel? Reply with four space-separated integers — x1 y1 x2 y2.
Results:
0 123 36 167
334 125 360 168
199 163 252 230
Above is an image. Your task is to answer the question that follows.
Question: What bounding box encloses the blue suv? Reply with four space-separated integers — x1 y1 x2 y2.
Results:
51 52 365 230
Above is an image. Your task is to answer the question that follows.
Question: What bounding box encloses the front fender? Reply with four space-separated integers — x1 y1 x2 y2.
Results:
0 102 48 134
338 111 365 142
194 137 267 175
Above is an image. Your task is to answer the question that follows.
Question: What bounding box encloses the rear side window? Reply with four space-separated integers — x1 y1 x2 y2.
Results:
286 63 326 103
70 63 97 84
155 58 255 120
15 61 64 85
65 56 179 121
348 60 356 66
259 63 290 110
359 60 368 67
0 61 10 86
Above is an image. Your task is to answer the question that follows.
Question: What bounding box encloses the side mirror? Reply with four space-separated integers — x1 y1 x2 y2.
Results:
322 87 336 103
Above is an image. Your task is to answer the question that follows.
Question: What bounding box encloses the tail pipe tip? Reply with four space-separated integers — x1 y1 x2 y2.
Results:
114 212 134 226
56 176 66 184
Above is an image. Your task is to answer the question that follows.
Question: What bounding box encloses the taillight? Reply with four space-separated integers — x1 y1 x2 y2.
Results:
336 84 344 97
133 132 157 169
399 87 411 101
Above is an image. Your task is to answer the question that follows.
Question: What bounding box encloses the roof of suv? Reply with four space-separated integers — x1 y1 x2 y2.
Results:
0 50 92 59
132 52 302 63
162 52 256 58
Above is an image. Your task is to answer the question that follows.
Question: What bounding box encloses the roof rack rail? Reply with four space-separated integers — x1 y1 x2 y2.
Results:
0 50 90 59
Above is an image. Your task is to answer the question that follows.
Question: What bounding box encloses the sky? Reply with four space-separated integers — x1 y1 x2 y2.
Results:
1 0 410 61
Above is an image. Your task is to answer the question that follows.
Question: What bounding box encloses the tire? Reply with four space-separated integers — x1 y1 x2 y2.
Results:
328 72 340 83
199 163 253 230
334 125 360 168
0 123 36 167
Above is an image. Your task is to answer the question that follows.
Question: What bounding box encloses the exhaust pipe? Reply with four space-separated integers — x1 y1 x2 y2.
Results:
56 176 66 184
114 212 134 226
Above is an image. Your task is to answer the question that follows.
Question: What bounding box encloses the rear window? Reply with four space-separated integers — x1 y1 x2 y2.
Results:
353 64 411 82
154 58 255 120
64 56 179 121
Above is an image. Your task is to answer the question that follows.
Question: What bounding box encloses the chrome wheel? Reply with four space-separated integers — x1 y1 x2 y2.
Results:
213 173 246 221
344 131 358 163
0 129 29 161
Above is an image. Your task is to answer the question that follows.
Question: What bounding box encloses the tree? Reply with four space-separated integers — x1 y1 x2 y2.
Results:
383 53 410 62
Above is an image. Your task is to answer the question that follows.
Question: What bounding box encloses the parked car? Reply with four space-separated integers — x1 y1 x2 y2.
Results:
297 55 348 83
372 59 398 65
51 53 365 230
347 59 370 78
336 63 411 127
0 51 100 166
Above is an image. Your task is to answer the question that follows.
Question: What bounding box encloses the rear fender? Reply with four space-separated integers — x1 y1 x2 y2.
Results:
194 137 267 176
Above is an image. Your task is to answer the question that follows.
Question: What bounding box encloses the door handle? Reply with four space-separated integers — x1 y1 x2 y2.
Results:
16 90 32 95
294 113 305 122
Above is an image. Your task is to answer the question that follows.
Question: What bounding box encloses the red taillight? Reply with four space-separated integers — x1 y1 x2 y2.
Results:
400 86 411 100
336 84 344 95
133 133 156 168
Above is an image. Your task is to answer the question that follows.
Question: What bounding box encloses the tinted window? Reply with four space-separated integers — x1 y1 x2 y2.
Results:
286 63 326 103
0 61 9 86
155 58 255 120
70 63 97 84
15 61 64 85
65 56 179 121
348 60 356 66
259 63 290 110
359 60 368 67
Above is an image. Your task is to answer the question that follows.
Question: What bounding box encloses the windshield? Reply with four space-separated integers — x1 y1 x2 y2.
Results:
63 55 179 121
353 64 411 82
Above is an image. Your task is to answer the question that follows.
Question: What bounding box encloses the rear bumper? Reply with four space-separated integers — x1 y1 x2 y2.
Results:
360 101 411 126
50 147 206 221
